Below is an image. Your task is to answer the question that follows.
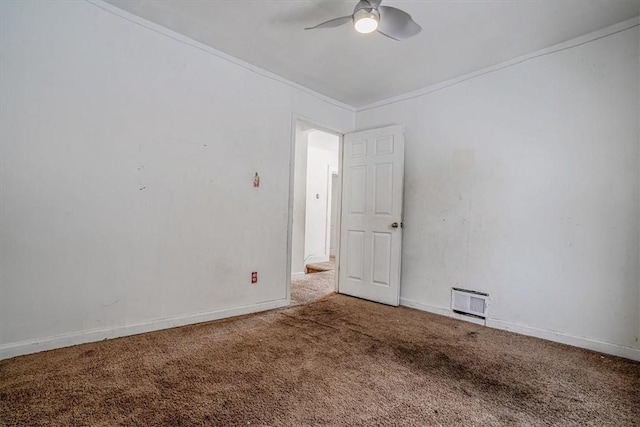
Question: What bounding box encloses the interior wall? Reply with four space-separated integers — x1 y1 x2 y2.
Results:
0 1 355 358
356 23 640 360
304 131 339 264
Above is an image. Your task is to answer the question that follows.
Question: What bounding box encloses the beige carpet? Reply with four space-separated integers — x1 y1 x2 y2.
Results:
305 259 335 274
1 288 639 426
291 270 335 306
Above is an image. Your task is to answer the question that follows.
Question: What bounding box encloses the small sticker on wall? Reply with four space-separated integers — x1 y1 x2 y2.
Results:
253 172 260 188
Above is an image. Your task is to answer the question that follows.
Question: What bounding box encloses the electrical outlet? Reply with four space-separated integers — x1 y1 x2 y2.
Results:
251 271 258 284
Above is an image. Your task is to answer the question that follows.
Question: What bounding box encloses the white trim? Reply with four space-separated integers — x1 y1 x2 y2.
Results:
305 255 330 265
400 298 640 362
291 272 305 278
0 299 289 360
287 114 346 307
85 0 355 113
88 2 639 116
333 134 345 294
83 2 639 113
486 318 640 362
358 17 640 112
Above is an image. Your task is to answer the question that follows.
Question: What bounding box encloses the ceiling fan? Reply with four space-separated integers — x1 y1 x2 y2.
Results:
305 0 421 41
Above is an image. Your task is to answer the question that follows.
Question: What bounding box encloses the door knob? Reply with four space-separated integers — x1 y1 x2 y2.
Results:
391 222 399 228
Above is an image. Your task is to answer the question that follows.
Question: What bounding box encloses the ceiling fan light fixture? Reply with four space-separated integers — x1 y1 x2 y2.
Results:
353 8 379 34
305 0 421 41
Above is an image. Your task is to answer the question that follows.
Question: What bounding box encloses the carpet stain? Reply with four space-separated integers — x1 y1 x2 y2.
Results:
1 293 639 426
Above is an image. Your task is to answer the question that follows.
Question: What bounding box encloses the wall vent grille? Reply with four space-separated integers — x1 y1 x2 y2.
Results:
451 288 489 319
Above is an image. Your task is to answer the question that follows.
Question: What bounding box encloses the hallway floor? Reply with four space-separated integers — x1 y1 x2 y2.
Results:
291 269 335 306
305 257 335 274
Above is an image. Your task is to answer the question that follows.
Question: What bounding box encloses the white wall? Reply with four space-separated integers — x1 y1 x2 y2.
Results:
304 131 339 264
357 21 640 360
0 1 355 358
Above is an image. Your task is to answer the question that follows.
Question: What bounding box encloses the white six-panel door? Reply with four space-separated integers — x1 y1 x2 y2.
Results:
338 125 404 306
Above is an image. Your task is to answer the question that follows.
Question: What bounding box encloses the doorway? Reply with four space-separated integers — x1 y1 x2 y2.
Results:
289 120 341 305
287 122 405 307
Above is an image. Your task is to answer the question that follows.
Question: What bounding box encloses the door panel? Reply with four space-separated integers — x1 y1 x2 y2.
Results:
372 232 392 286
346 230 365 281
349 165 367 214
338 125 404 306
374 163 394 215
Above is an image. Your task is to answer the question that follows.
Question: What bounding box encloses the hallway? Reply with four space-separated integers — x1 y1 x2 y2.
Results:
291 259 335 306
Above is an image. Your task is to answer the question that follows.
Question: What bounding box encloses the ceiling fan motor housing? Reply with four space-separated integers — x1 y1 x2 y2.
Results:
353 9 380 22
354 0 377 12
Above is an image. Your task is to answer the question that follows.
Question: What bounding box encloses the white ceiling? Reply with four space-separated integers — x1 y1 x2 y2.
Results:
105 0 640 107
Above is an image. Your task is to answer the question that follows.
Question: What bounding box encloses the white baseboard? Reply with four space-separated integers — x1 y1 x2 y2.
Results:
291 272 305 278
399 298 640 362
0 299 289 360
485 318 640 362
305 255 329 265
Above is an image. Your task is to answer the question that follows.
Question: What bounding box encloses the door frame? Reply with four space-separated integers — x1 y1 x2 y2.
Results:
327 169 339 258
286 114 345 304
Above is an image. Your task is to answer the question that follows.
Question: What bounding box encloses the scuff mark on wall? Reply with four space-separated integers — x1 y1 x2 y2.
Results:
101 300 120 308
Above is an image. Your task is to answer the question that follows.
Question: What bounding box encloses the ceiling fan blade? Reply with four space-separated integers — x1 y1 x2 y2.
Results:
377 6 421 40
368 0 383 8
304 16 352 30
